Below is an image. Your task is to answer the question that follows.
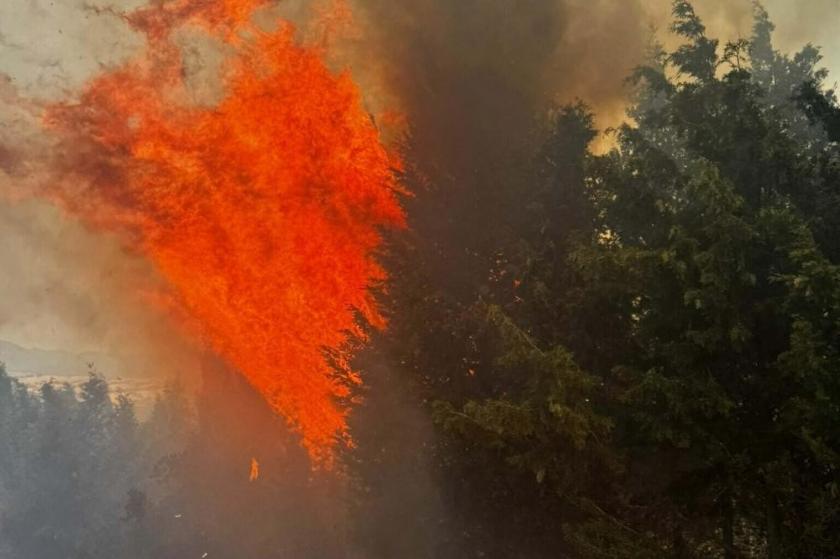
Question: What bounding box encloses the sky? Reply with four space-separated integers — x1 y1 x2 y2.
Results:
0 0 837 360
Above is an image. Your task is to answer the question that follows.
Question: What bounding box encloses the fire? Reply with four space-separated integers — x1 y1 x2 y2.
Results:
249 458 260 482
38 0 404 462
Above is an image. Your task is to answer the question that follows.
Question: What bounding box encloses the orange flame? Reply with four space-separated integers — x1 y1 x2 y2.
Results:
249 457 260 482
39 1 404 463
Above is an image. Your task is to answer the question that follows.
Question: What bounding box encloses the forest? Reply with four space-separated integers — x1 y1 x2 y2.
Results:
3 1 840 557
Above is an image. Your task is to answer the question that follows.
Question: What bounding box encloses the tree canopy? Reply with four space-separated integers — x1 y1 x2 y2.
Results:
382 2 840 557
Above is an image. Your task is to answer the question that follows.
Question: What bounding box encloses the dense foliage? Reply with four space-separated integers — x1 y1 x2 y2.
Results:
0 364 348 559
384 2 840 557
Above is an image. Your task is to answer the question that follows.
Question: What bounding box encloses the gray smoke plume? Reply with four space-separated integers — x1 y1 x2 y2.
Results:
0 0 837 365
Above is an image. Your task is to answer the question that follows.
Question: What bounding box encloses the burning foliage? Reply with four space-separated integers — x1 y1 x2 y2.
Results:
34 0 404 462
249 457 260 481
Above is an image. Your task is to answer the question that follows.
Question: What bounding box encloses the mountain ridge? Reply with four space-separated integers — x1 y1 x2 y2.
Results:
0 339 119 376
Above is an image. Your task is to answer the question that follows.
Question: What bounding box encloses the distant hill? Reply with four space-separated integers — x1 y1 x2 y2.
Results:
0 339 120 376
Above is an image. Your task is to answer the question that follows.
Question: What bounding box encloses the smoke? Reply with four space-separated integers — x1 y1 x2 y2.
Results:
0 0 144 99
0 0 194 376
0 198 204 377
760 0 840 90
1 1 839 557
1 0 837 373
337 0 839 155
338 0 645 167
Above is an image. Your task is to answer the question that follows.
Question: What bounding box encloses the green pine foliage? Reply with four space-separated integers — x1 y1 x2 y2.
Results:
387 2 840 556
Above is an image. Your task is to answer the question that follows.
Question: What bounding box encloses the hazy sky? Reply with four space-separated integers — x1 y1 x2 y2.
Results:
0 0 838 356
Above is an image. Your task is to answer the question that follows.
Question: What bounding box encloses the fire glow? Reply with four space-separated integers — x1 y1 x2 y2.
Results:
37 0 405 462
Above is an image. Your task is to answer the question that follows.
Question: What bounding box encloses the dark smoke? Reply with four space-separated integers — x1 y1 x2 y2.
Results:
0 0 834 371
348 0 650 165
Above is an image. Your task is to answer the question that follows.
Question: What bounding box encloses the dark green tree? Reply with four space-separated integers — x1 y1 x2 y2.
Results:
384 2 840 557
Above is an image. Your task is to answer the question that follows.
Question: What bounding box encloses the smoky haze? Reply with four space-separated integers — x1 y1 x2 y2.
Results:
1 2 840 558
0 0 203 381
346 0 840 155
348 0 648 160
0 0 838 364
